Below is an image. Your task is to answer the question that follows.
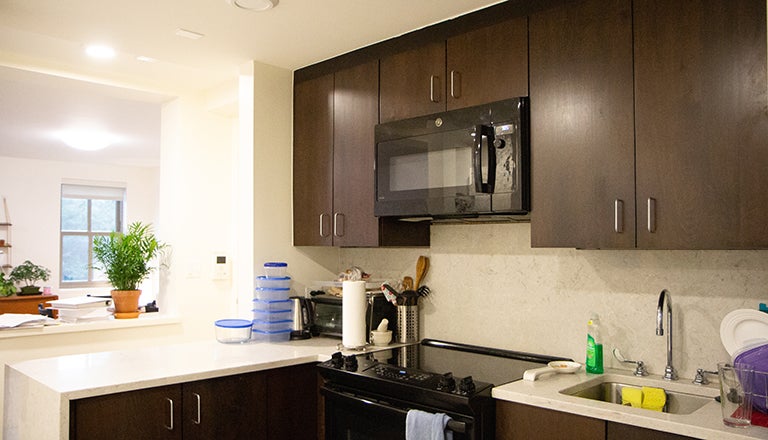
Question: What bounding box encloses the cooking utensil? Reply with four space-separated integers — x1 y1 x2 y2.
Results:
403 276 414 291
522 361 582 381
415 256 429 288
381 284 399 304
417 285 431 297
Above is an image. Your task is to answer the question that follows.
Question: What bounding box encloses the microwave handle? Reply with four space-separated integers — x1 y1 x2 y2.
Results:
472 124 496 193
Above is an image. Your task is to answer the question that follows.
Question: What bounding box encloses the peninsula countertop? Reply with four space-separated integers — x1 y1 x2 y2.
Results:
3 337 349 440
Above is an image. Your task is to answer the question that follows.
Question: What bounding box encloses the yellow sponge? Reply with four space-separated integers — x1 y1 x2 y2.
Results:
641 386 666 412
621 387 643 408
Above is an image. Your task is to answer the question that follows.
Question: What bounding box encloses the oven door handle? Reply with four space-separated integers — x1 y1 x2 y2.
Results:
321 387 467 434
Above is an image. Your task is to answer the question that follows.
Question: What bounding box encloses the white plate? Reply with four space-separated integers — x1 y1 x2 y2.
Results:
720 309 768 356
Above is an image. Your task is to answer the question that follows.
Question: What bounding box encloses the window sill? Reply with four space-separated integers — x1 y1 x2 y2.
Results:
0 314 181 339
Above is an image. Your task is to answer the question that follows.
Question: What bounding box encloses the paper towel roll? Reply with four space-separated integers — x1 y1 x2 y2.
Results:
342 280 367 348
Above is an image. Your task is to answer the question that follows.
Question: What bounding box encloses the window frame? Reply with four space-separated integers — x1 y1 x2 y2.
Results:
59 184 125 288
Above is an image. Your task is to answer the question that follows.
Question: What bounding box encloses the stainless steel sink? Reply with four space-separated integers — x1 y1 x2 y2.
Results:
559 375 717 415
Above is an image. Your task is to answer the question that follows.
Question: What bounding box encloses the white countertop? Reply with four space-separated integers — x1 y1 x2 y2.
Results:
492 368 768 440
3 336 358 439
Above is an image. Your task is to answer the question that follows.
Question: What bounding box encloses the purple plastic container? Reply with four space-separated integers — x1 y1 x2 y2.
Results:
734 343 768 413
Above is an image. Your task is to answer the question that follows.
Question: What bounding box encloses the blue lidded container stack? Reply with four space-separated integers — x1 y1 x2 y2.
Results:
252 262 292 342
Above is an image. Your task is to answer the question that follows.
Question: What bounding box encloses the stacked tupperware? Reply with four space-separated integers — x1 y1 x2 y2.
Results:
252 262 292 342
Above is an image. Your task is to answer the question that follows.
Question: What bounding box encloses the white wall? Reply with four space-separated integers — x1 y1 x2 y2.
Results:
341 223 768 380
0 157 159 296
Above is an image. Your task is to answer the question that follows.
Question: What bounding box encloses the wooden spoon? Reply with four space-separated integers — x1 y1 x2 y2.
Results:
415 256 429 288
402 276 414 291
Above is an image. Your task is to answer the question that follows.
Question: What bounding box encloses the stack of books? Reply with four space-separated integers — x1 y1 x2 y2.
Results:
47 296 113 323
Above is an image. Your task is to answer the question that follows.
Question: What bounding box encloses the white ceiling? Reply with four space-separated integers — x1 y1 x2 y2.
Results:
0 0 503 166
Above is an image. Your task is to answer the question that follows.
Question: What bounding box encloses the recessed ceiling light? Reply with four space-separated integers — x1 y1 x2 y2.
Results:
226 0 276 11
175 28 205 40
136 56 157 63
85 44 116 59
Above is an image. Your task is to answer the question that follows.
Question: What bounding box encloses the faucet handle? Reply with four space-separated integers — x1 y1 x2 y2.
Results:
612 348 649 377
692 368 718 385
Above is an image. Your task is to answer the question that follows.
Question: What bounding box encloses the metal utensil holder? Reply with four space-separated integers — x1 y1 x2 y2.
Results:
397 305 418 343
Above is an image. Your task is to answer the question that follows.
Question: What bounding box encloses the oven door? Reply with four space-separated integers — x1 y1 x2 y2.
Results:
322 385 473 440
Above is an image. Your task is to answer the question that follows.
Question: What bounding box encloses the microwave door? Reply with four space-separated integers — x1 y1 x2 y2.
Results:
376 127 484 216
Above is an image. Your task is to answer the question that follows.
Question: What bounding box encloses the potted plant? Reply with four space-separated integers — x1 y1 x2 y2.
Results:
9 260 50 295
92 222 167 319
0 272 16 297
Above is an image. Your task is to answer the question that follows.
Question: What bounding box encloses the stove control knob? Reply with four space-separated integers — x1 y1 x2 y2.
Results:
343 355 358 371
330 352 343 369
458 376 476 394
493 138 506 149
437 373 456 392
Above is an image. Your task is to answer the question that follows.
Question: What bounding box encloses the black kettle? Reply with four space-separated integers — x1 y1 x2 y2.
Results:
289 296 314 340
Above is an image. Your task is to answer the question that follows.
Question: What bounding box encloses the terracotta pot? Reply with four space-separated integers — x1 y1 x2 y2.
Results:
111 290 141 319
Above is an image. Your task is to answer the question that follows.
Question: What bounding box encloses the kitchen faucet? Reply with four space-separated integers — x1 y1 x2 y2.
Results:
656 289 678 380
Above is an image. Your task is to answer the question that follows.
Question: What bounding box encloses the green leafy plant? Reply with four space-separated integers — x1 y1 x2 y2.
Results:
92 222 167 291
0 272 16 297
9 260 50 288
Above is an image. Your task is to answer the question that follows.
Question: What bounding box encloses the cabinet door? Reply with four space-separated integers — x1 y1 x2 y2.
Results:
380 42 445 123
634 0 768 249
70 384 182 440
183 372 267 440
529 0 635 248
446 16 529 110
332 60 380 247
496 401 605 440
293 73 334 246
265 363 319 439
607 421 696 440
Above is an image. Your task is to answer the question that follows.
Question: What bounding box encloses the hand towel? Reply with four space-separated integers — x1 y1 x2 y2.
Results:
641 386 666 412
406 409 454 440
621 387 643 408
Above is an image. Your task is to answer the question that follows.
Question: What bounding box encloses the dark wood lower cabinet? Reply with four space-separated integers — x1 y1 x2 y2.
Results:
497 401 696 440
70 364 318 440
496 401 604 440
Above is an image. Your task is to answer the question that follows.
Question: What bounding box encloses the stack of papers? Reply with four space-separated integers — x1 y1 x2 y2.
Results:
48 296 112 309
0 313 53 329
48 296 113 323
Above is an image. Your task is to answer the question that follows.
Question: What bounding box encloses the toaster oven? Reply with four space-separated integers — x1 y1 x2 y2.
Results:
310 291 397 340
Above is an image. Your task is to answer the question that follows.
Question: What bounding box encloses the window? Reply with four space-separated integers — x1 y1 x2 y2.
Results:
60 184 125 287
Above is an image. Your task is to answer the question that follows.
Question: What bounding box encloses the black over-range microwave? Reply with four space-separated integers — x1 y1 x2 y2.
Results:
374 97 530 219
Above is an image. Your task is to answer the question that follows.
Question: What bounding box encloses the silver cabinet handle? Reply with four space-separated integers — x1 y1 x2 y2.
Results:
319 213 330 238
430 75 441 103
450 70 461 99
333 212 345 238
647 198 657 233
165 398 174 431
614 199 624 233
193 392 201 425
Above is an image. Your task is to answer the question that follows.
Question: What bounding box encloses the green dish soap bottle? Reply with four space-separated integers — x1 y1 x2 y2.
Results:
586 314 604 374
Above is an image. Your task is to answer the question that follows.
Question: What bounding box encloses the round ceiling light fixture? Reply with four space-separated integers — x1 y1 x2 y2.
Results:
227 0 276 11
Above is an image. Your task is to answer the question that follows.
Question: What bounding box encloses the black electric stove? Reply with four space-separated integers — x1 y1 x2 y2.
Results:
318 339 569 440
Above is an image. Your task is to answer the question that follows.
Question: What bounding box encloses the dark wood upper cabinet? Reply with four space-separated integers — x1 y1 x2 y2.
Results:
332 60 381 247
532 0 768 249
380 42 445 124
293 62 430 247
293 73 334 246
380 17 529 123
634 0 768 249
446 16 528 110
530 0 636 248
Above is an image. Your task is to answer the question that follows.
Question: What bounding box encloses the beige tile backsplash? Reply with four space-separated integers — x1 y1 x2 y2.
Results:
340 222 768 379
